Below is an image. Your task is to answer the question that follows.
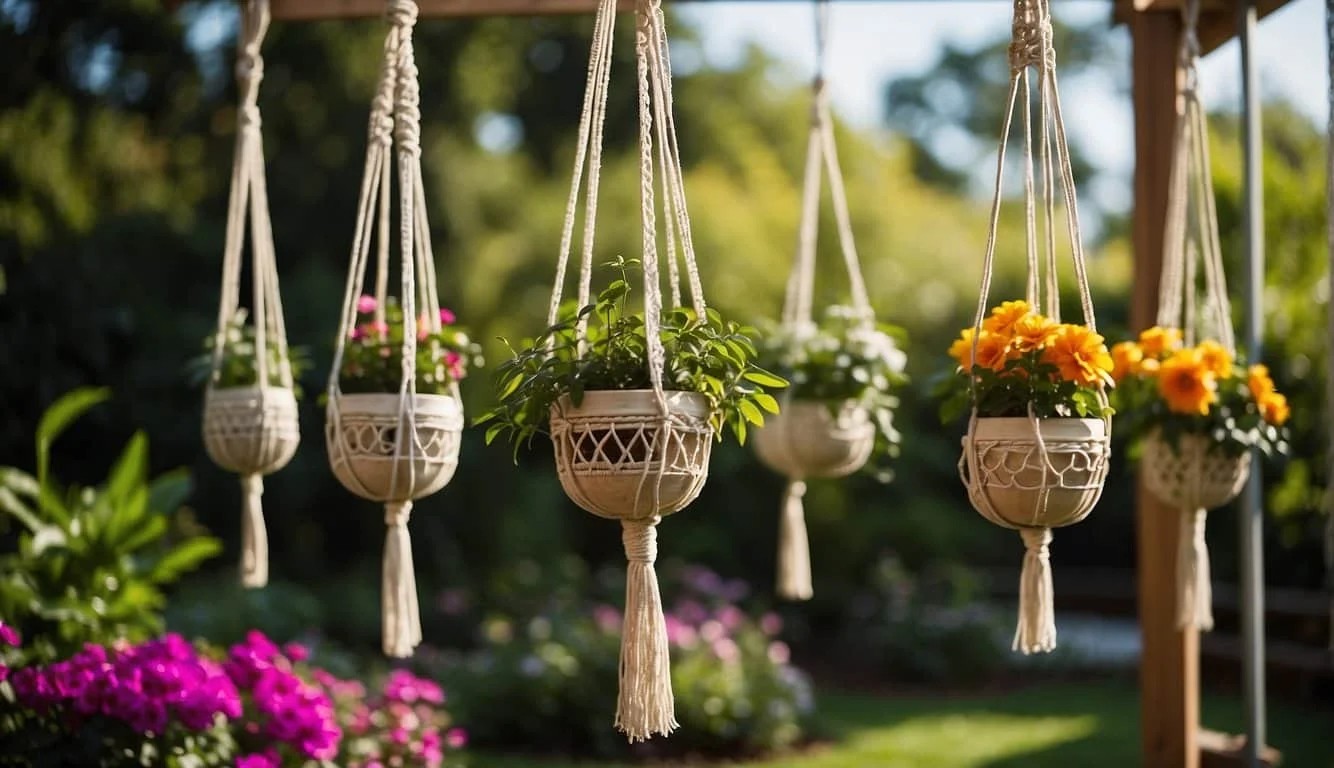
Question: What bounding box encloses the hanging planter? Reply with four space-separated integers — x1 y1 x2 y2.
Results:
324 0 482 659
1106 0 1290 632
750 1 907 601
937 0 1115 655
199 0 299 590
476 0 787 743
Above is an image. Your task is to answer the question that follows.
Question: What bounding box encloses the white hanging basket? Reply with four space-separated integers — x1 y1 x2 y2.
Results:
961 417 1109 529
326 392 463 503
203 386 300 476
550 390 713 521
753 400 874 480
1142 431 1250 512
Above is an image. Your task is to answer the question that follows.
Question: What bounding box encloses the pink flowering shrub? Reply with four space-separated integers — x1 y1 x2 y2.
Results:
428 561 813 760
0 629 467 767
338 295 483 396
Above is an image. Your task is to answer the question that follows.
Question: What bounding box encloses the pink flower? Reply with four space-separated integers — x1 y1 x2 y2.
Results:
368 320 389 339
445 726 468 749
767 640 791 665
350 326 365 341
759 612 783 636
715 605 745 632
443 351 461 366
592 604 621 633
439 308 456 325
711 637 739 663
0 622 20 647
357 295 378 314
282 642 309 663
236 751 280 768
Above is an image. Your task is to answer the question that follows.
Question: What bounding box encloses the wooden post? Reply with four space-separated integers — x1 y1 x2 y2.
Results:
1131 9 1199 768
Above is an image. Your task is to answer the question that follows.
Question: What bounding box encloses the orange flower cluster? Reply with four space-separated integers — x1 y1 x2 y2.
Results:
948 300 1114 388
1110 326 1289 425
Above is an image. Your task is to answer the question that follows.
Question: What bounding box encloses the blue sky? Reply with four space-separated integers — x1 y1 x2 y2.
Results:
680 0 1328 188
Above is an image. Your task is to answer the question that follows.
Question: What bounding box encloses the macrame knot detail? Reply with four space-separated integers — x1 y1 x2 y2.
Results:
789 480 808 499
1021 526 1052 561
393 53 422 158
622 518 660 564
385 500 413 528
1008 0 1054 72
238 104 262 133
386 0 419 29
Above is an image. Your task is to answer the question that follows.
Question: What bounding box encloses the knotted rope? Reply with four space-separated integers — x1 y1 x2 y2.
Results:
207 0 295 589
961 0 1109 654
1149 0 1241 633
549 0 709 740
326 0 452 659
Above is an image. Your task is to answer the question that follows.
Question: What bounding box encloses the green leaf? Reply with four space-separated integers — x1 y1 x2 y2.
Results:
0 467 39 499
36 388 110 496
147 537 222 584
738 399 764 426
753 392 781 414
0 487 41 533
119 513 168 553
743 370 788 388
484 423 506 446
147 469 193 516
105 432 148 506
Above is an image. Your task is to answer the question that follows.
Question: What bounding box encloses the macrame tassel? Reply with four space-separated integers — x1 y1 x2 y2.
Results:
239 474 268 588
776 480 813 601
617 518 677 743
1177 507 1214 631
1014 527 1057 654
382 501 422 658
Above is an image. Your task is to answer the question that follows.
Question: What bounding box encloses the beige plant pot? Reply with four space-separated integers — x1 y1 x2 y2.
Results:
203 386 300 476
752 400 875 480
326 392 463 503
960 416 1110 529
550 390 714 521
1142 432 1251 511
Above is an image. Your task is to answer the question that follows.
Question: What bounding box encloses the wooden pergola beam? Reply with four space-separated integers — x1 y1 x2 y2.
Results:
269 0 630 19
1118 0 1289 53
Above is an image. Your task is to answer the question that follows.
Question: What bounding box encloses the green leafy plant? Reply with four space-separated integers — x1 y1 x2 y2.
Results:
476 258 788 455
934 300 1116 423
186 309 310 396
338 296 484 396
756 305 909 478
0 388 221 665
1108 327 1289 458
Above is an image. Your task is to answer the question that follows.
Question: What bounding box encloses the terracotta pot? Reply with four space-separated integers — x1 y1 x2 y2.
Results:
1142 431 1250 510
550 390 714 521
753 400 875 479
203 386 300 476
326 392 463 502
960 416 1109 529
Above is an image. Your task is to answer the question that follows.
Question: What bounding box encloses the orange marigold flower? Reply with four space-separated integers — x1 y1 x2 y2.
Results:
1110 341 1144 383
1259 391 1290 426
1010 312 1059 354
948 328 977 369
1138 326 1183 359
1196 340 1233 378
1157 349 1218 416
974 331 1013 373
1041 324 1114 387
1247 364 1275 401
982 300 1034 338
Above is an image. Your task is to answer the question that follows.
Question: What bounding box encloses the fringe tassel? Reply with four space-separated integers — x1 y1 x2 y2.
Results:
1177 507 1214 631
382 500 422 658
240 474 268 589
776 479 813 601
1014 527 1057 654
616 518 677 743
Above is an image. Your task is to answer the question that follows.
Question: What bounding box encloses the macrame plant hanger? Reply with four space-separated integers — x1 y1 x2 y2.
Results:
326 0 462 659
203 0 299 590
770 0 875 601
547 0 709 742
1148 0 1246 632
961 0 1110 654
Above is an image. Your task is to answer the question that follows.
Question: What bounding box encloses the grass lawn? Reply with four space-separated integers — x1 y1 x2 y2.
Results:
470 679 1333 768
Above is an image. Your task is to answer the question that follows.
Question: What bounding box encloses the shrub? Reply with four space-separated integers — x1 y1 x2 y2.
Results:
426 561 814 761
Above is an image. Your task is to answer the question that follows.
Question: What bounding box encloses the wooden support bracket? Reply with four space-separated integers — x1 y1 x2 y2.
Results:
1198 729 1283 767
269 0 631 19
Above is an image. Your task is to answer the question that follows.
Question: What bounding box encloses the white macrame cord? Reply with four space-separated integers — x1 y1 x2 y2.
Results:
958 0 1111 655
203 0 298 590
325 0 461 660
1150 0 1247 632
546 0 710 743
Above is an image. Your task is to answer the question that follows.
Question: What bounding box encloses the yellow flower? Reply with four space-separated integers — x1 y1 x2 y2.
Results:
1010 313 1059 354
974 331 1013 372
1138 326 1183 359
1110 341 1144 383
1247 364 1275 401
1157 349 1218 416
948 328 978 369
982 300 1033 338
1196 340 1233 378
1041 324 1114 387
1259 391 1290 426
